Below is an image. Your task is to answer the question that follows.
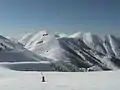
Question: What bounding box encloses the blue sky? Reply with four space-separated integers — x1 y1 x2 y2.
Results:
0 0 120 36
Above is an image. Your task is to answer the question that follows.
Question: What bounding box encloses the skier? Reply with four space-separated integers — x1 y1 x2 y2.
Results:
42 75 45 82
41 72 46 82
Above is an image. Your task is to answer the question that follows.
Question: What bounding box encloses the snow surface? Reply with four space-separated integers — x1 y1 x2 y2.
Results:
0 67 120 90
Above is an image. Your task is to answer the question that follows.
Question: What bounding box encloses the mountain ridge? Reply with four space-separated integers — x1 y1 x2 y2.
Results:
17 30 120 71
0 30 120 72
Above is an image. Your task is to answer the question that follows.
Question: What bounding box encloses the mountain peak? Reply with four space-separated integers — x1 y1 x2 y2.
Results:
69 32 82 39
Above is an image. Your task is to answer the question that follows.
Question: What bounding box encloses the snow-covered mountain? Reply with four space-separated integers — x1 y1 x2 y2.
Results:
0 35 57 71
0 35 50 62
18 30 120 71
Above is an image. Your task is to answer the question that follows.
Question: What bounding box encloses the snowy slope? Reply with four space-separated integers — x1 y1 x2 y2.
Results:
19 31 120 71
0 67 120 90
104 35 120 57
20 31 64 61
0 35 48 62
